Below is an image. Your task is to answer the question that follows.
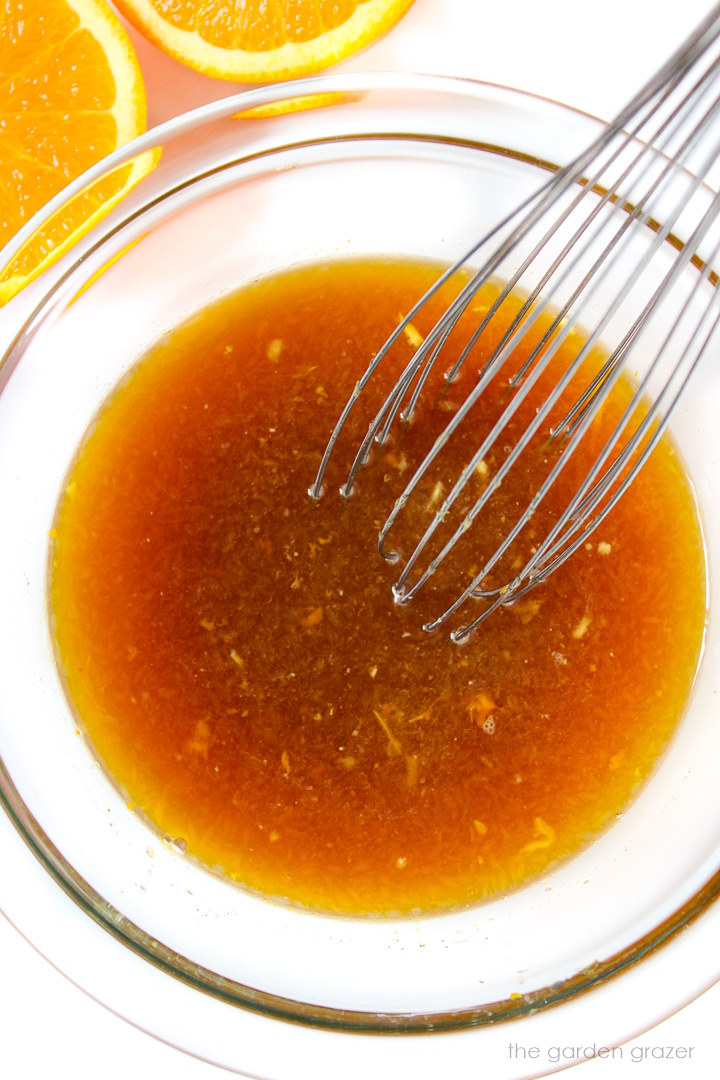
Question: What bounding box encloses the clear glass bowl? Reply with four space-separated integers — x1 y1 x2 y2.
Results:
0 74 719 1076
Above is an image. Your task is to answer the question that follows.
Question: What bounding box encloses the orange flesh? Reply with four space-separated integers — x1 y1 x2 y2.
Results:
1 1 125 245
0 0 149 302
147 0 364 49
50 260 707 915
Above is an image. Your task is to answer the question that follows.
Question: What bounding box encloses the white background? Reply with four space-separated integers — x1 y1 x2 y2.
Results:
2 0 719 1076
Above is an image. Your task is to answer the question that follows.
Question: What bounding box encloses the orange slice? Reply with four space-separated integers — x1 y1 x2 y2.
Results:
114 0 416 82
233 90 359 120
0 0 149 303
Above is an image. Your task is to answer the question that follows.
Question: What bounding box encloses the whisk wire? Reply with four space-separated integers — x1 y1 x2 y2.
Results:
313 9 720 506
313 4 720 638
449 192 720 641
381 105 720 602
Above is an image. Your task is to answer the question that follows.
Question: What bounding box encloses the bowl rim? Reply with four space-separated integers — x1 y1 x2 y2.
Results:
1 71 719 1064
0 70 600 256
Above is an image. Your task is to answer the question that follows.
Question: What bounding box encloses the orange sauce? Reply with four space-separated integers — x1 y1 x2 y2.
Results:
50 260 707 915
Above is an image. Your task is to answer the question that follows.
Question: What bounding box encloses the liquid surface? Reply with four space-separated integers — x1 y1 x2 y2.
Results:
50 260 707 915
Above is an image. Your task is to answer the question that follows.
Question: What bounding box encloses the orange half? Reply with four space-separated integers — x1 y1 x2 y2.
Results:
0 0 149 303
114 0 417 82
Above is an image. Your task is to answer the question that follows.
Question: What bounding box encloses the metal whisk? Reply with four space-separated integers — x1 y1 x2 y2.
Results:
311 5 720 643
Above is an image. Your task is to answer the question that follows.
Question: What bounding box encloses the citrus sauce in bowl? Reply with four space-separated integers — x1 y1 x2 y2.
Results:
49 259 706 916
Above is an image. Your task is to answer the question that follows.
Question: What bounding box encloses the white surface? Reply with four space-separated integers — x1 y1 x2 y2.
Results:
1 899 718 1080
2 0 720 1076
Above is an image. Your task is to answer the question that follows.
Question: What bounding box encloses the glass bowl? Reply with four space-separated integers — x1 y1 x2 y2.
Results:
1 74 719 1077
